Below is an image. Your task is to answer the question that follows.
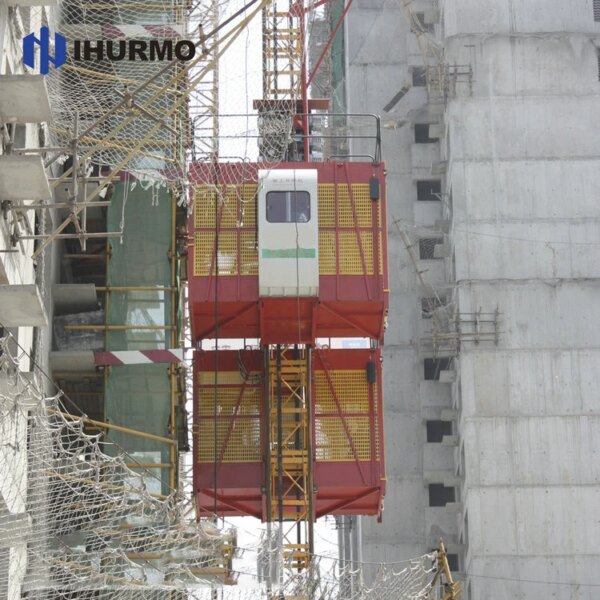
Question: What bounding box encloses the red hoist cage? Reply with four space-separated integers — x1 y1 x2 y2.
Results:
188 0 388 578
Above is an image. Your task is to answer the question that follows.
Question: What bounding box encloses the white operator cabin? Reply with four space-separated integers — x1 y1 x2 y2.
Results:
258 169 319 297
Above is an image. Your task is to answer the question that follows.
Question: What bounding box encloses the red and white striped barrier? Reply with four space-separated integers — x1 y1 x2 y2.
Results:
94 349 184 366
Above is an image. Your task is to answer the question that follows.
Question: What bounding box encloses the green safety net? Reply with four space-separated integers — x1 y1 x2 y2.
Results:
104 182 175 496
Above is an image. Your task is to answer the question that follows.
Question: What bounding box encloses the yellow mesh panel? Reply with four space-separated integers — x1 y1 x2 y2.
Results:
313 369 379 461
314 371 371 414
194 186 218 229
198 371 244 385
193 231 239 276
218 232 238 275
338 231 374 275
220 186 240 228
198 386 261 417
315 417 371 461
197 369 262 463
193 231 214 276
240 231 258 275
193 184 258 278
197 419 261 462
319 231 336 275
318 184 335 227
241 185 258 227
338 184 372 228
318 184 373 228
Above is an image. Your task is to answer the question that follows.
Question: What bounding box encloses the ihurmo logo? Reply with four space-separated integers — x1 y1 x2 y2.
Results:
23 26 67 74
23 26 196 74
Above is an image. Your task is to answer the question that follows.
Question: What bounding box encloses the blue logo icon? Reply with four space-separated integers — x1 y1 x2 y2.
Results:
23 27 67 74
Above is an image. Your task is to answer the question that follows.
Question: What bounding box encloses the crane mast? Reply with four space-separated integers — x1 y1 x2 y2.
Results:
188 1 388 597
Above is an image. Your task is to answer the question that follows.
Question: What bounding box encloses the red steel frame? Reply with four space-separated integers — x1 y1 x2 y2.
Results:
193 348 385 519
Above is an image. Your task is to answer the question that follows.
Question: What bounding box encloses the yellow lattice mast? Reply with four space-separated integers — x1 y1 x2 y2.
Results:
262 0 304 100
266 346 314 599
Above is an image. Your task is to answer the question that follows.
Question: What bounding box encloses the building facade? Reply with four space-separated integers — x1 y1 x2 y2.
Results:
348 0 600 597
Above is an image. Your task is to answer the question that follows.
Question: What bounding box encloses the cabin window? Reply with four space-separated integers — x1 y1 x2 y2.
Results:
266 191 311 223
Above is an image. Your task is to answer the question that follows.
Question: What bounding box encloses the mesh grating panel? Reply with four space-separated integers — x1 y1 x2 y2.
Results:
338 184 372 228
220 187 241 228
194 185 258 229
319 231 336 275
317 183 382 276
318 184 336 227
193 231 239 276
194 186 218 229
197 419 261 462
240 231 259 275
338 231 375 275
314 371 371 414
318 184 374 227
198 371 247 385
315 416 372 461
193 184 257 278
193 231 214 276
240 185 258 227
313 369 379 461
198 387 261 417
197 370 262 463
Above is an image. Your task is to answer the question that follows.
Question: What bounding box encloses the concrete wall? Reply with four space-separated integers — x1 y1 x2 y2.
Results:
349 0 600 596
346 0 460 582
444 0 600 597
0 5 55 597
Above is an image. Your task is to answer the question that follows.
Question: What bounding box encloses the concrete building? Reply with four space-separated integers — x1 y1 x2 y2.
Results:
347 1 600 597
0 2 57 596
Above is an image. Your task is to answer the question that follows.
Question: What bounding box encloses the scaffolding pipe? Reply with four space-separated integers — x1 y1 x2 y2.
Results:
57 410 176 444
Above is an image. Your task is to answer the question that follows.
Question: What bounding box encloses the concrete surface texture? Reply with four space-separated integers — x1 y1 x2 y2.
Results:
348 0 600 597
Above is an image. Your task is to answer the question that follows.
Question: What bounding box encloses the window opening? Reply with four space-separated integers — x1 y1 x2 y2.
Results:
424 357 452 380
412 66 427 87
414 123 437 144
266 190 310 223
426 420 453 442
419 237 443 260
417 179 441 201
428 483 456 507
447 553 459 572
414 12 435 33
